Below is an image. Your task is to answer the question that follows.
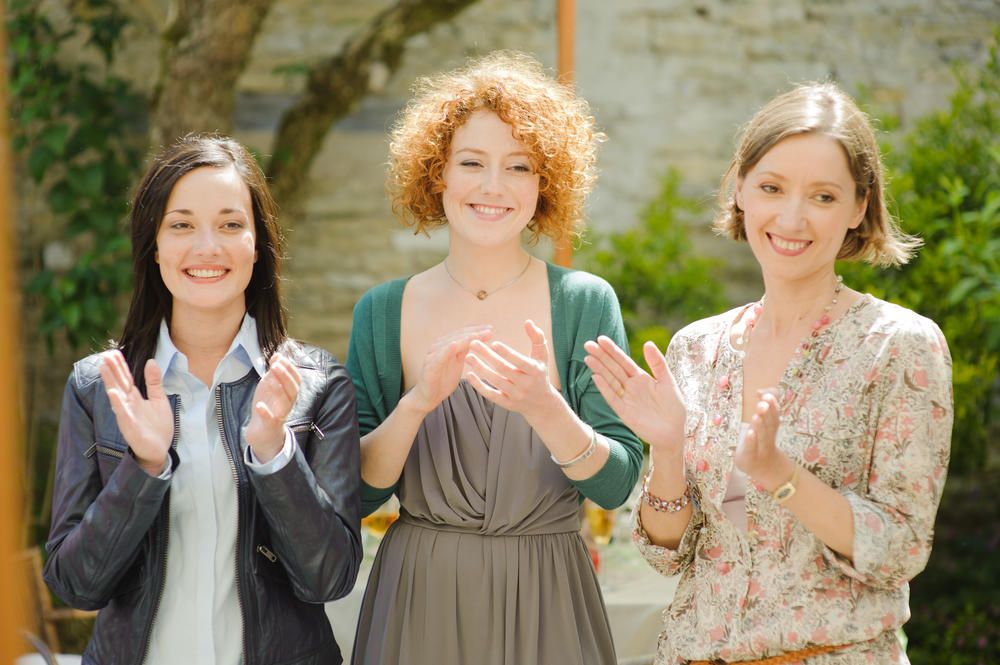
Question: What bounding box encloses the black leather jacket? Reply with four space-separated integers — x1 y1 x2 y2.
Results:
44 342 362 665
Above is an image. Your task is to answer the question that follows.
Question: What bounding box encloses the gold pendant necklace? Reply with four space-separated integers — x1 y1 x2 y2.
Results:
444 255 532 300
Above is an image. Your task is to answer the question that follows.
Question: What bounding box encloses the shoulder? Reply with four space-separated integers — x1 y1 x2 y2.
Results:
855 295 950 359
548 264 620 320
281 341 350 385
69 352 107 391
670 306 743 349
354 278 408 313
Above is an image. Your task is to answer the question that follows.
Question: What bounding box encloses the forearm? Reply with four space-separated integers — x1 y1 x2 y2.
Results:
359 390 428 488
524 389 610 481
759 456 855 559
637 449 692 549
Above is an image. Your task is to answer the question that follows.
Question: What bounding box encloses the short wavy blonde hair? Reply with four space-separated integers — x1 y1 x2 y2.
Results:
715 82 921 267
387 51 602 243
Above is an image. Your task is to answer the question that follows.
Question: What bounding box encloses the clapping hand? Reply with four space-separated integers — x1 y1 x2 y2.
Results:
407 325 494 415
245 352 302 462
99 351 173 476
734 390 788 487
583 336 686 456
464 319 561 420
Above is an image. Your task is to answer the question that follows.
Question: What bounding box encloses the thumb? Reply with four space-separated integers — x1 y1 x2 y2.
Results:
144 359 166 400
524 319 548 363
643 341 668 381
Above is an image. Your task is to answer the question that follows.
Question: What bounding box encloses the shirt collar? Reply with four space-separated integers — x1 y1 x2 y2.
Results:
154 314 268 381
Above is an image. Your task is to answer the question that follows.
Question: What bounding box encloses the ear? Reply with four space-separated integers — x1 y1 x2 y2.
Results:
850 191 870 230
734 177 745 211
254 250 259 263
154 250 159 264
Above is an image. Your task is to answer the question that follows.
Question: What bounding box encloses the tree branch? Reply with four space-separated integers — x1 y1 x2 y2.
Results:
149 0 276 148
265 0 479 209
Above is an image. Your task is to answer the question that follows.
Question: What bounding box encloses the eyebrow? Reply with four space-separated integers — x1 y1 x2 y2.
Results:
454 147 533 158
164 208 249 216
755 172 844 190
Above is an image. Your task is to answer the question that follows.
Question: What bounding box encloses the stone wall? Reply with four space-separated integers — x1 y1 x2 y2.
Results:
21 0 1000 386
227 0 999 358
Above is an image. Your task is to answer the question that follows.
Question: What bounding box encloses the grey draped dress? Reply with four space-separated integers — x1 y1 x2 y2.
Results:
351 381 616 665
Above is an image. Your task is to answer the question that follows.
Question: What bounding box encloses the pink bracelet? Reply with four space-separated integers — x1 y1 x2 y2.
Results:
641 477 691 513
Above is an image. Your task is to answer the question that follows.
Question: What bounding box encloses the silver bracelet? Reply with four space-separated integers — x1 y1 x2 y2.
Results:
551 427 598 468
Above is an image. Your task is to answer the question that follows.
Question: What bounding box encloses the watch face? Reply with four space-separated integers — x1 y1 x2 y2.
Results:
775 485 794 501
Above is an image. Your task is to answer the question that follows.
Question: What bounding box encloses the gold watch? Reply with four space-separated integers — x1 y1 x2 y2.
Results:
771 464 800 504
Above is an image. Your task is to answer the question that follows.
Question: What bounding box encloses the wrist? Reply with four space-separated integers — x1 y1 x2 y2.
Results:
756 454 796 493
137 453 169 477
399 388 434 417
521 384 566 425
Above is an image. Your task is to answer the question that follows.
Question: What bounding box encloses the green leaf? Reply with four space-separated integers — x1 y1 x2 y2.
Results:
47 181 75 215
27 145 55 183
40 123 70 155
67 163 105 198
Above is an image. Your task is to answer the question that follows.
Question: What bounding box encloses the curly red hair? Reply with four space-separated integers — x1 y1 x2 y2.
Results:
388 51 602 243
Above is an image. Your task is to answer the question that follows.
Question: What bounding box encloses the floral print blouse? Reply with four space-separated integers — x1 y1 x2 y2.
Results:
634 295 953 664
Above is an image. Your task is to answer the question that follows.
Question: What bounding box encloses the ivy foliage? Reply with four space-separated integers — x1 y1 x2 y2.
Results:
8 0 145 351
840 35 1000 476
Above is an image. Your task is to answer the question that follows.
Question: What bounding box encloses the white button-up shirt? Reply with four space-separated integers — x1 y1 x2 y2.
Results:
145 315 293 665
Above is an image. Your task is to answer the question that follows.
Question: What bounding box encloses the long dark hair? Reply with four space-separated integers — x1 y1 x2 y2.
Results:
116 134 287 395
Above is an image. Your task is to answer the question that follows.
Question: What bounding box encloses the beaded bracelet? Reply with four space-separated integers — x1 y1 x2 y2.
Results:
551 427 597 468
641 479 691 513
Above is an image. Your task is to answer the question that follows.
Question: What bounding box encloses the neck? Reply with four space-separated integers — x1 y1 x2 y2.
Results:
758 271 839 338
445 234 531 289
169 301 247 365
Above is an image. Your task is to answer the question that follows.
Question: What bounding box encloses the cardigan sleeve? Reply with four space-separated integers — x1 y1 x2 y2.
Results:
346 285 400 516
560 273 644 508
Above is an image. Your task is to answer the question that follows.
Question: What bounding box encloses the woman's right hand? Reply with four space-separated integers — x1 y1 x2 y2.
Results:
99 351 174 476
405 325 493 415
583 336 686 457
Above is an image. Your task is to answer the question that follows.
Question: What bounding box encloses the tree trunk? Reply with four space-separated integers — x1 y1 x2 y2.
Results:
149 0 275 148
265 0 479 210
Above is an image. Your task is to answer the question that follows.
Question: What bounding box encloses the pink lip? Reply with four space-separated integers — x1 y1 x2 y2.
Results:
183 266 230 282
467 203 513 221
767 233 812 257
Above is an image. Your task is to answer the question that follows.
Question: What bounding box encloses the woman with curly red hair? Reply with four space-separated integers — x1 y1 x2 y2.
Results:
346 51 642 664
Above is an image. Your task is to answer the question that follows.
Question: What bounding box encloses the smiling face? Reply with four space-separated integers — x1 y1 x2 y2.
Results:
155 166 257 321
441 110 541 250
736 132 868 283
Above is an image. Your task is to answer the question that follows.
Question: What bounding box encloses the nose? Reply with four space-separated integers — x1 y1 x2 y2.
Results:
776 196 808 231
479 166 503 195
192 227 221 256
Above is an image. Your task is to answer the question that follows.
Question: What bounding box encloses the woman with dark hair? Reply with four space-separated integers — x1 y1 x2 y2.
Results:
44 134 362 665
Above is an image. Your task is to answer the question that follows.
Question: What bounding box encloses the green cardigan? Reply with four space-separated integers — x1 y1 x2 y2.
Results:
346 262 643 517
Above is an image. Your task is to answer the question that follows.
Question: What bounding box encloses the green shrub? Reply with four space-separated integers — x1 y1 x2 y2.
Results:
579 170 729 367
839 37 1000 476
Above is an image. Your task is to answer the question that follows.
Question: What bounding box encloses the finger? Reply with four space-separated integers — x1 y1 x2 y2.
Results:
99 354 124 394
590 371 626 411
430 326 494 352
757 393 780 448
106 388 137 427
254 401 277 424
469 340 521 374
144 359 166 400
523 319 549 363
269 358 301 404
486 340 539 374
465 351 514 388
642 341 670 382
103 350 133 393
596 335 644 379
583 355 627 399
587 337 634 388
465 371 513 410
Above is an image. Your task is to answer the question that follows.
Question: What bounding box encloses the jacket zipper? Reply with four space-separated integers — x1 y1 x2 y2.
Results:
290 421 324 439
257 544 278 563
95 443 125 459
138 395 182 665
216 384 250 663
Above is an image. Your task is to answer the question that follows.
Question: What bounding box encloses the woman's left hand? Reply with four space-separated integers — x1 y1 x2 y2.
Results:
245 352 302 462
464 319 562 422
734 390 791 488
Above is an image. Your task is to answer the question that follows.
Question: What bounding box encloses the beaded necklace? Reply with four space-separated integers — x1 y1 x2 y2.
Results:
737 275 844 360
